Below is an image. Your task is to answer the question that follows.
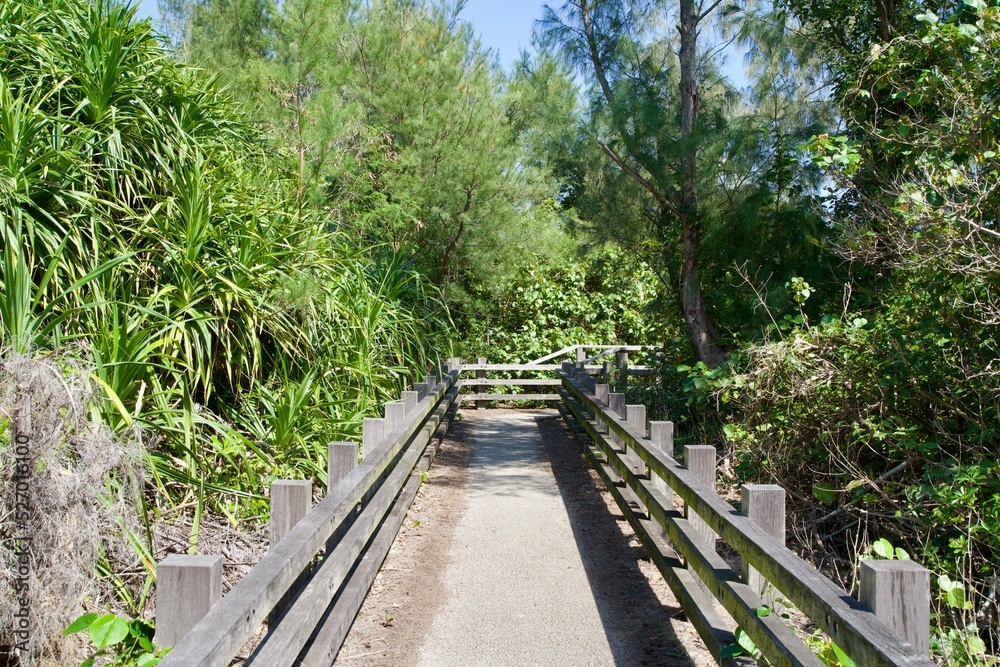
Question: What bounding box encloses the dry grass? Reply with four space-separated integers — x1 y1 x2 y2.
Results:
0 351 144 667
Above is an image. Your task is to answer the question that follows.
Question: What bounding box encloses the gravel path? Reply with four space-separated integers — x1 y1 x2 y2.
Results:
333 409 713 667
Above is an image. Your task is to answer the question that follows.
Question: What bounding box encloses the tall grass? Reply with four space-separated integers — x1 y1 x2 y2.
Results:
0 0 450 536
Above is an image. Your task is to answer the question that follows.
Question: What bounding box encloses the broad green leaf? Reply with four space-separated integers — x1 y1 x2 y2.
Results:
63 613 98 636
88 614 130 650
719 644 743 658
736 628 759 655
947 585 968 610
872 538 894 559
813 483 837 504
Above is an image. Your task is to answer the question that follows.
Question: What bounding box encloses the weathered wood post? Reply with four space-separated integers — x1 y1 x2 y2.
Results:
362 418 386 458
608 393 626 459
684 444 716 595
426 373 437 392
476 356 487 410
576 345 587 364
602 360 611 384
327 442 358 492
741 484 786 607
625 404 647 476
401 390 418 415
414 382 429 402
327 441 359 553
595 383 610 407
269 479 312 625
649 422 674 512
155 554 223 648
384 401 406 430
616 349 629 391
860 560 931 655
684 445 716 552
270 480 312 546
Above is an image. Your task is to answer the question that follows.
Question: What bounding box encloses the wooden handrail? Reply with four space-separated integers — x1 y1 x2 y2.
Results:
158 367 460 667
558 371 935 667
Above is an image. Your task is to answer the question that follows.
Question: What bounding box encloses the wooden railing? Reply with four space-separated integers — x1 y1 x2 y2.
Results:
458 345 653 405
154 359 463 667
556 362 935 667
149 345 934 667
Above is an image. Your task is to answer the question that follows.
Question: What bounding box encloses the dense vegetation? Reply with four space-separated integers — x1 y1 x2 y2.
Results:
1 0 998 664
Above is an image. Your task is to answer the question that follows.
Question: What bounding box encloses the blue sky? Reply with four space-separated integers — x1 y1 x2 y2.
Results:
136 0 549 69
135 0 745 84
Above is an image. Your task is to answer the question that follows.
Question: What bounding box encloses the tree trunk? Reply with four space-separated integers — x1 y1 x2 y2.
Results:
677 0 726 367
680 222 726 367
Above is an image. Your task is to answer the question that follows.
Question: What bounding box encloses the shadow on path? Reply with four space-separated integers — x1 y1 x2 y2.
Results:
526 412 700 667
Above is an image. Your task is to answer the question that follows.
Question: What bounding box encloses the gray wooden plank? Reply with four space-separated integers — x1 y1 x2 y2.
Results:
459 394 561 402
457 379 563 386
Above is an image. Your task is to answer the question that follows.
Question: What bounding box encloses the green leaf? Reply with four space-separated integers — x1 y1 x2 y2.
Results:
63 613 98 636
832 642 858 667
137 654 161 667
755 606 772 617
872 538 894 559
78 658 95 667
813 483 837 504
736 628 759 655
719 644 743 658
947 585 968 610
88 614 130 650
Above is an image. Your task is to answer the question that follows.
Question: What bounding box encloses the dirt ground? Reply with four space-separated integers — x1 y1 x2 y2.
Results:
333 408 716 667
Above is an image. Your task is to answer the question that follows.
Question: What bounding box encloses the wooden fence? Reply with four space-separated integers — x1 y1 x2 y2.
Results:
555 359 935 667
150 345 935 667
155 360 462 667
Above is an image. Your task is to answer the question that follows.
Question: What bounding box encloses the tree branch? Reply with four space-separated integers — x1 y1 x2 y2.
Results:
698 0 725 22
596 139 678 216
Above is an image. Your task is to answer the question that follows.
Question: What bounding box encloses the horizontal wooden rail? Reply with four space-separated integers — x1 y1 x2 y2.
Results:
460 363 567 371
248 384 461 664
526 345 579 365
459 378 562 386
459 393 561 402
158 366 461 667
580 345 652 364
558 371 935 667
